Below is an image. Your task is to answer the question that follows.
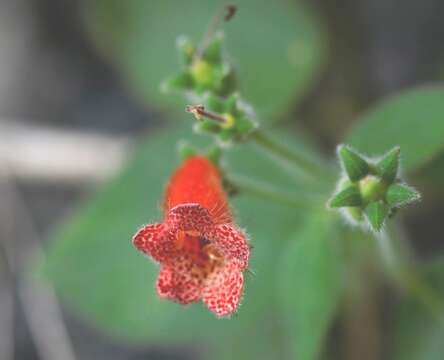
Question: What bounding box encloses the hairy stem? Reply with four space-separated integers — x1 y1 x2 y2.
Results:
229 173 322 209
250 130 335 185
376 229 444 324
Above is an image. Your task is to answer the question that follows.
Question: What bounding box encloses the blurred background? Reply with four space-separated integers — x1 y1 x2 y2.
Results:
1 0 444 359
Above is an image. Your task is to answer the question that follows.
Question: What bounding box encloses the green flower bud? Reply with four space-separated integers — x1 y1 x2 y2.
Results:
328 145 421 232
187 94 257 145
163 32 236 97
191 60 214 87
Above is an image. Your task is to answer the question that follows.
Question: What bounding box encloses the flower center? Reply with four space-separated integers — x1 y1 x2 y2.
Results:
176 231 223 268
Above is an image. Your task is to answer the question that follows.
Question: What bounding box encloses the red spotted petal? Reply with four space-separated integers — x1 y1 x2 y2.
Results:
156 255 204 304
167 204 213 233
202 260 244 317
132 223 175 262
213 224 250 270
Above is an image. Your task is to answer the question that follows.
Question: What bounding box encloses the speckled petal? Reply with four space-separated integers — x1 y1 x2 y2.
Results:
202 260 244 317
167 204 214 233
132 223 175 262
156 255 204 304
212 224 250 270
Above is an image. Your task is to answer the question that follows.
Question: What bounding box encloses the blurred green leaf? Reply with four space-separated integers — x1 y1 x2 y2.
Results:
415 153 444 197
278 213 344 360
84 0 324 118
347 86 444 173
40 122 326 358
393 257 444 360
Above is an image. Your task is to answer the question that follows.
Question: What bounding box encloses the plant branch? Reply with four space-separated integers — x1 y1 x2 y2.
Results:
376 229 444 324
229 173 322 209
250 129 335 185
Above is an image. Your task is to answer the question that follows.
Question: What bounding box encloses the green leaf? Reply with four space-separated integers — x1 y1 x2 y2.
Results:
278 214 343 360
329 185 362 208
84 0 324 118
338 145 369 182
365 201 388 232
386 183 421 207
393 257 444 360
39 123 322 357
347 86 444 173
376 146 400 183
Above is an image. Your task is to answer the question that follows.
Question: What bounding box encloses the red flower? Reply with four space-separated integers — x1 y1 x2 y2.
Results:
133 156 250 317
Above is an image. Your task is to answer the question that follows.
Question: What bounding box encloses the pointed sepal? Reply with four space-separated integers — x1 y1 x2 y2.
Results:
338 145 370 182
365 201 389 232
206 94 225 113
329 185 362 208
202 32 224 64
206 145 223 165
161 72 193 93
386 183 420 207
177 141 199 161
376 146 400 183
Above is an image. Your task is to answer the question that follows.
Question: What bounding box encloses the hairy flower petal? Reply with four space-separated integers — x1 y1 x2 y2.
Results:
202 260 244 317
213 224 250 270
167 204 214 234
156 255 204 304
132 224 175 262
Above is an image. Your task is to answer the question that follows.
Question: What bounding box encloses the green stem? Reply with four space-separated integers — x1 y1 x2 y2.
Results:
229 174 321 209
250 130 335 185
376 229 444 324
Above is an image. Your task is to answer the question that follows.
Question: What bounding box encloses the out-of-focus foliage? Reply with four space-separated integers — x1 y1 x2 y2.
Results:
347 87 444 173
393 258 444 360
83 0 324 118
278 214 344 360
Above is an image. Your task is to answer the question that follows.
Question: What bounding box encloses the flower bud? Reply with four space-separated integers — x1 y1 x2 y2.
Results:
162 33 236 97
329 144 420 232
188 93 258 145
